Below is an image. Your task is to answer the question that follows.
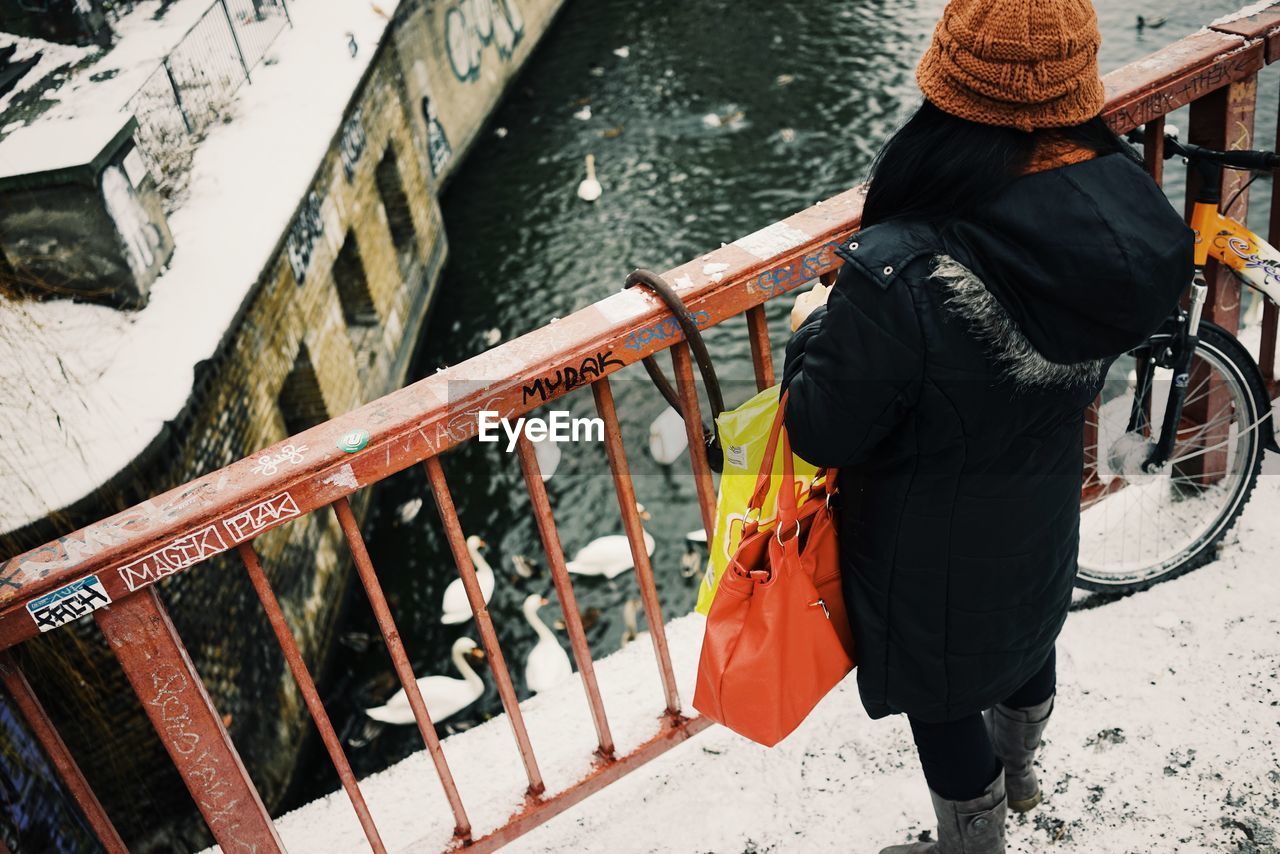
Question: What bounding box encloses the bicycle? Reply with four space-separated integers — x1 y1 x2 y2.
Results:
1077 126 1280 592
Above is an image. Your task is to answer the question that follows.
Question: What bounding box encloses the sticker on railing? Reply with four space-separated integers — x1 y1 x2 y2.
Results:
27 575 112 632
337 429 370 453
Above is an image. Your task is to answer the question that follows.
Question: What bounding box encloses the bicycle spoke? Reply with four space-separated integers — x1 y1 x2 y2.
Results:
1079 329 1259 589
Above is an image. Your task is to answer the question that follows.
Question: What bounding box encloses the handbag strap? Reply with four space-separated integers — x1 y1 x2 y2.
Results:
742 391 835 536
745 391 789 515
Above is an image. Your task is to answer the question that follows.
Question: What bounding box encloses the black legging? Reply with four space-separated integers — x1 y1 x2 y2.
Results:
907 648 1056 800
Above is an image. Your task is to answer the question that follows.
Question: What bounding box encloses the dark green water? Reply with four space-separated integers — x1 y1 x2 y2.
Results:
292 0 1280 804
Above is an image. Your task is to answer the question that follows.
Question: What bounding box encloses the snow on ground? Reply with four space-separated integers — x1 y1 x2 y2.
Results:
265 458 1280 854
0 33 95 124
0 0 222 144
0 0 397 534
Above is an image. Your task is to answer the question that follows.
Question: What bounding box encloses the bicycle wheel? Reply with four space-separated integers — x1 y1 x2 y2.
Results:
1077 322 1266 592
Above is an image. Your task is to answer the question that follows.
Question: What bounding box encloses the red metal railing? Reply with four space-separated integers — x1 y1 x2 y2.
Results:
3 4 1280 850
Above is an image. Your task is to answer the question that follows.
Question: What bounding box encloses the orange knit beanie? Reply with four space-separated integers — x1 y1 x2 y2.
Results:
916 0 1106 132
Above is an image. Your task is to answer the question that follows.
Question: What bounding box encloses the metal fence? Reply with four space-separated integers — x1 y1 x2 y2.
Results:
4 3 1280 852
125 0 291 167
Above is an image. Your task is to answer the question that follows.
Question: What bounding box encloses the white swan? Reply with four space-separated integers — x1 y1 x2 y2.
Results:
532 431 561 480
577 153 602 202
441 535 495 624
648 405 688 465
364 637 484 725
511 554 538 579
566 530 655 578
395 497 423 524
680 540 703 577
619 598 640 648
523 594 572 693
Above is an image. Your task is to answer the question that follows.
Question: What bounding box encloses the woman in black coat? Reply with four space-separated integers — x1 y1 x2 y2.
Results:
781 1 1192 852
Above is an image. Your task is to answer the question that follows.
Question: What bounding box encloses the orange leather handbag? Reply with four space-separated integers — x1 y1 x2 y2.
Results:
693 393 856 747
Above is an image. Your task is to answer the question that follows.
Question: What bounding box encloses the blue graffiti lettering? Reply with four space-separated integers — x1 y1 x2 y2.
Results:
623 310 712 351
749 242 841 297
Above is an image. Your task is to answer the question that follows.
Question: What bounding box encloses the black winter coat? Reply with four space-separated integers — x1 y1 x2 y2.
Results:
782 153 1193 722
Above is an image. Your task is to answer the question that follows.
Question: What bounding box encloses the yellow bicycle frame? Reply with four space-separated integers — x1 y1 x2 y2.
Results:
1190 201 1280 303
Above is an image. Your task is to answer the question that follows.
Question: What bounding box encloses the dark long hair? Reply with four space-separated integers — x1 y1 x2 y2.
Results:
860 99 1139 228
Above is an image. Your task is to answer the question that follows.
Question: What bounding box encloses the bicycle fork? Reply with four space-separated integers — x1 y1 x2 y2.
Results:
1141 277 1209 472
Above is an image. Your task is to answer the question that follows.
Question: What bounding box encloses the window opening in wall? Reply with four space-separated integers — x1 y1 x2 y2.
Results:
278 343 329 436
332 230 382 385
374 145 418 268
333 231 378 326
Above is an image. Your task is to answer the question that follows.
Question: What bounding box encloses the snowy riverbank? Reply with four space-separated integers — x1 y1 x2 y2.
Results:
0 0 397 534
263 456 1280 853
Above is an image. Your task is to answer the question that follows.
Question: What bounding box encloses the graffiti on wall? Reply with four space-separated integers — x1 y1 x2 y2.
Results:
421 96 454 178
338 106 368 181
101 164 164 277
285 189 325 284
445 0 525 82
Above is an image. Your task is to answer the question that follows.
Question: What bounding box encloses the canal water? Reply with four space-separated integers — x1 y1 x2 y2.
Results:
288 0 1279 807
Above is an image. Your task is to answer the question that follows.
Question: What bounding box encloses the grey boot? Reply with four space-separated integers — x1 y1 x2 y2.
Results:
987 694 1053 812
878 771 1006 854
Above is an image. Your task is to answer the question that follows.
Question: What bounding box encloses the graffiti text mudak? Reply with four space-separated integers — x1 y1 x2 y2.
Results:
445 0 526 82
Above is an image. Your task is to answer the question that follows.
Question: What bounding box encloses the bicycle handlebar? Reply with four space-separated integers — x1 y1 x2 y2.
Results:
1125 128 1280 171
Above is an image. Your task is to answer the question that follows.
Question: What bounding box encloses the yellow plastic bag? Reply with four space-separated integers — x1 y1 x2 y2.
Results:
694 384 819 615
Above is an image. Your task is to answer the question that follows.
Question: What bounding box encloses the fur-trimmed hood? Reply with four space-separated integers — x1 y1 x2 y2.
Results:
940 152 1192 369
931 255 1106 388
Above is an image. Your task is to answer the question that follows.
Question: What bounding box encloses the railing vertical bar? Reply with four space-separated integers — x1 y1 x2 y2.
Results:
0 652 127 853
94 589 283 853
1182 77 1256 486
1082 398 1101 489
238 543 387 854
329 497 473 839
422 456 546 796
1261 303 1278 387
1263 83 1280 389
1187 78 1255 332
745 304 775 391
591 377 682 717
1143 115 1165 186
670 343 718 538
515 436 616 758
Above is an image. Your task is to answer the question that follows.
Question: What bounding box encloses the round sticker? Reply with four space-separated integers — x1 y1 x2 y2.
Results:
337 429 369 453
